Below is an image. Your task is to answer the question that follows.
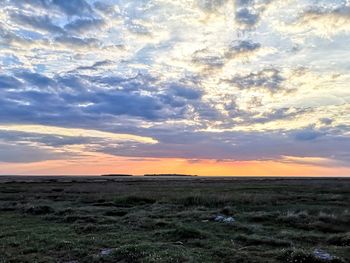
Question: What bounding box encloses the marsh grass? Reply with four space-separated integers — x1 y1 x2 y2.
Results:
0 177 349 262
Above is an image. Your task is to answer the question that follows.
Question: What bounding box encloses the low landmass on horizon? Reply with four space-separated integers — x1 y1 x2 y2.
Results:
101 174 198 177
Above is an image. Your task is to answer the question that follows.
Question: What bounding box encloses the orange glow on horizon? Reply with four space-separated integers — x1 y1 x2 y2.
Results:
0 153 349 177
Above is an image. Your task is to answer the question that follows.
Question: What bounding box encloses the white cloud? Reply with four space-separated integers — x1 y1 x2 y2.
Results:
0 125 158 144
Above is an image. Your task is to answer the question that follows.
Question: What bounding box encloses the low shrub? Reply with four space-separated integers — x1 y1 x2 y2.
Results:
114 196 156 206
161 224 208 240
24 205 54 215
327 233 350 246
236 234 291 247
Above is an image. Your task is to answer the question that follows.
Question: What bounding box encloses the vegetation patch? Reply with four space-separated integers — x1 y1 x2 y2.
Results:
114 196 156 206
160 224 209 241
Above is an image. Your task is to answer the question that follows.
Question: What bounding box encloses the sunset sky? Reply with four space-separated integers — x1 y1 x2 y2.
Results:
0 0 350 176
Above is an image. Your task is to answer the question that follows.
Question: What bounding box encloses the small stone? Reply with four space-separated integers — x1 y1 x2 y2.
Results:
313 249 333 261
213 215 236 223
214 215 224 222
100 248 113 256
223 216 235 223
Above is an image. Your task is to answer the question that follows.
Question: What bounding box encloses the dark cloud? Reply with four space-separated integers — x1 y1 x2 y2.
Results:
6 0 94 17
65 18 105 33
0 75 22 89
0 142 62 163
93 1 117 15
75 60 111 71
320 118 333 125
292 127 324 141
193 55 224 68
225 68 285 92
54 36 101 48
235 8 259 27
11 13 64 34
234 0 273 29
224 40 261 59
1 0 103 52
97 127 350 165
192 40 262 70
0 28 34 47
171 85 203 100
2 125 350 165
15 71 54 88
0 70 208 125
249 107 311 124
0 130 87 148
198 0 228 12
83 92 163 120
192 49 225 68
52 0 92 16
302 3 350 18
229 40 260 53
0 130 89 162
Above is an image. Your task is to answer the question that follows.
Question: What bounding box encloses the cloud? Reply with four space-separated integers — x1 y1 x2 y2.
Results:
0 75 22 89
94 2 118 15
225 40 265 60
235 8 259 27
15 71 54 87
292 127 324 141
224 68 285 92
54 36 101 48
234 0 274 29
83 92 163 120
52 0 93 16
126 21 152 36
0 142 64 163
197 0 229 13
0 69 209 126
75 60 112 71
0 125 157 144
11 13 64 34
229 40 261 54
298 5 350 37
191 40 267 71
192 50 225 69
249 107 311 124
65 18 105 33
98 127 350 166
172 85 203 100
278 2 350 38
319 118 333 126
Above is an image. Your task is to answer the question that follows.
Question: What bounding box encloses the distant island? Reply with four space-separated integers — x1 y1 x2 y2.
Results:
101 173 198 177
143 174 198 177
101 174 133 177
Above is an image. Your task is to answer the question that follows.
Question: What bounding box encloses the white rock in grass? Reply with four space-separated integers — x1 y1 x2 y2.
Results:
100 248 113 256
223 217 235 223
313 249 333 261
214 215 225 222
214 215 235 223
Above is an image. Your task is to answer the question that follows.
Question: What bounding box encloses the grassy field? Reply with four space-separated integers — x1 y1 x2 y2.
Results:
0 176 349 263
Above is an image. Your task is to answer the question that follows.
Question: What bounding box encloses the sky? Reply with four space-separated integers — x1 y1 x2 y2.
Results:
0 0 350 176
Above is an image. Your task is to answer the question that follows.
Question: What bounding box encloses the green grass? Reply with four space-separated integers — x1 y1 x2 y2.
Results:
0 177 349 262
